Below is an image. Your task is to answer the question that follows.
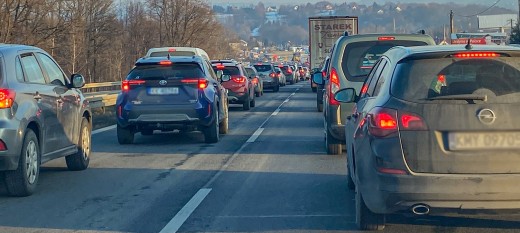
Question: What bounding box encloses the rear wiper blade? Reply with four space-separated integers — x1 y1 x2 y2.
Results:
424 94 487 101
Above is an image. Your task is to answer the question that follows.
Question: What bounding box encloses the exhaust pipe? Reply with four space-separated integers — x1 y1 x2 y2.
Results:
411 204 430 216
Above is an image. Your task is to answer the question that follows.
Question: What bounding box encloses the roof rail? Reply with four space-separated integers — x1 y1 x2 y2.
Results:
343 31 349 36
416 29 426 35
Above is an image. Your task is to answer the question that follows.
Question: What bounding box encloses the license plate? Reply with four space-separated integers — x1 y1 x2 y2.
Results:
448 132 520 150
148 87 179 95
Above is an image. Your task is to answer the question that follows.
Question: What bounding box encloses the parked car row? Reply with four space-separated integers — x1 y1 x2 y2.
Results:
313 32 520 230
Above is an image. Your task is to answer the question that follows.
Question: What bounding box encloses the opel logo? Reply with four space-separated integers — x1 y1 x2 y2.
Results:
159 80 167 86
477 108 496 125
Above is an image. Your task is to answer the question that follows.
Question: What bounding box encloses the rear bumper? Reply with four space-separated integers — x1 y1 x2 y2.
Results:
0 128 22 171
117 103 213 128
360 170 520 214
263 79 279 89
228 91 248 104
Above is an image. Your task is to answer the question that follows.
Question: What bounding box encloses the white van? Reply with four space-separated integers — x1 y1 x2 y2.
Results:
145 47 210 60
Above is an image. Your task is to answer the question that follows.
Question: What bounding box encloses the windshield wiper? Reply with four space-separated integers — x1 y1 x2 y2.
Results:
424 94 487 101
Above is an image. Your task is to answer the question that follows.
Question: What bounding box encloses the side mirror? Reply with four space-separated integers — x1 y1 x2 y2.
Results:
221 74 231 82
334 88 357 103
276 71 281 74
71 74 85 88
312 72 324 85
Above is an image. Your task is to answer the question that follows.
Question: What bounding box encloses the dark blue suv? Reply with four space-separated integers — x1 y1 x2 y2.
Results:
116 56 229 144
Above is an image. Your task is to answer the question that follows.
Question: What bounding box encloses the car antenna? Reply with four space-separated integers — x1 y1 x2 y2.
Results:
167 53 171 60
465 39 473 50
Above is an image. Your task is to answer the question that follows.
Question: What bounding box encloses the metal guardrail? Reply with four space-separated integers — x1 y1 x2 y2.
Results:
83 82 121 109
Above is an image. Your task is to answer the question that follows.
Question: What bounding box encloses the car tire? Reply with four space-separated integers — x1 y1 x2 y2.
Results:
66 118 91 171
4 129 40 197
347 163 355 190
312 87 317 92
274 85 280 92
250 96 256 107
204 107 219 143
356 188 386 231
243 94 251 110
117 125 134 144
325 127 342 155
317 102 323 112
219 103 229 134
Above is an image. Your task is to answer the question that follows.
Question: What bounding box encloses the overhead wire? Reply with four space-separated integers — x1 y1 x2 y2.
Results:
454 0 502 17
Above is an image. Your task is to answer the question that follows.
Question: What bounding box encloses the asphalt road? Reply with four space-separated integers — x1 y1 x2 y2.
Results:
0 81 519 233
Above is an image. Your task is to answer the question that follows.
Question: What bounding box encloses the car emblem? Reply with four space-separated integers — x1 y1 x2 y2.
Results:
477 108 496 125
159 80 167 86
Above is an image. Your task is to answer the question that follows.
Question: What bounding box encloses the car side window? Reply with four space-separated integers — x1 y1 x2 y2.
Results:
15 56 25 82
204 61 217 80
36 53 67 86
360 60 382 98
373 60 392 97
20 54 46 84
367 59 388 97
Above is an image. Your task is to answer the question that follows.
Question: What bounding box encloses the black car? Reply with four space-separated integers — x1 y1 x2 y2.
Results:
253 63 280 92
0 44 91 196
116 56 229 144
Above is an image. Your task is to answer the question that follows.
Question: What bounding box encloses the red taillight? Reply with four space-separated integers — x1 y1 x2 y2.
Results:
158 60 173 65
287 67 293 74
328 67 340 106
367 107 398 137
168 48 176 52
216 63 225 70
0 139 6 151
360 84 368 95
269 72 276 78
277 73 282 78
321 71 326 77
454 52 499 58
378 36 395 41
252 78 258 84
121 80 145 91
182 78 208 89
377 167 407 175
231 76 246 83
0 89 15 109
399 112 428 130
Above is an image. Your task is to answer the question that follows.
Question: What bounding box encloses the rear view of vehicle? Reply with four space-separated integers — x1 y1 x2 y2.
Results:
116 56 228 144
244 66 263 97
212 63 255 110
337 45 520 230
253 63 279 92
281 65 296 84
322 33 436 154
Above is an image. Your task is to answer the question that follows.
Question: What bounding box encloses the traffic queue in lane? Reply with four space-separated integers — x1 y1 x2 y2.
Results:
312 31 520 230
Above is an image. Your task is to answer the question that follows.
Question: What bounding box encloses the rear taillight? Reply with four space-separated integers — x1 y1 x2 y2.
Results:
287 68 293 74
0 139 6 151
122 80 145 92
367 107 398 137
328 67 340 106
182 78 208 89
0 89 15 109
321 71 326 77
252 78 258 84
269 73 276 78
231 76 246 83
399 112 428 131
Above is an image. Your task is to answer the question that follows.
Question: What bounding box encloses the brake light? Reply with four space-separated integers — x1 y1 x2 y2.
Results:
377 167 407 175
252 78 258 84
121 80 145 91
182 78 208 89
378 36 395 41
322 71 326 77
0 89 15 109
328 67 340 106
360 84 368 95
216 63 225 70
269 72 276 78
399 112 428 130
454 52 499 58
168 48 176 52
159 60 173 65
0 139 6 151
287 67 293 74
232 75 246 83
367 107 398 137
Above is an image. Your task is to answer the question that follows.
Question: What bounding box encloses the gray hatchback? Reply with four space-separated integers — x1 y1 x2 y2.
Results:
336 45 520 230
0 44 91 196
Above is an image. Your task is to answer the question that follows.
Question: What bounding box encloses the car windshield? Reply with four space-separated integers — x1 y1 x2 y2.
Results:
127 63 203 80
342 40 429 81
392 57 520 103
212 66 240 75
244 67 256 76
253 65 272 73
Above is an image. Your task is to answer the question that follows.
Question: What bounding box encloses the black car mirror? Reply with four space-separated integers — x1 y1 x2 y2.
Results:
221 74 231 82
334 88 357 103
71 74 85 88
312 72 324 85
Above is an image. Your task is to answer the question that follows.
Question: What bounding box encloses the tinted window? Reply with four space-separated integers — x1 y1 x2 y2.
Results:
15 57 24 82
341 40 429 81
36 53 67 86
150 51 195 57
253 65 273 72
245 68 256 77
20 54 46 84
392 58 520 103
128 63 204 80
212 66 240 76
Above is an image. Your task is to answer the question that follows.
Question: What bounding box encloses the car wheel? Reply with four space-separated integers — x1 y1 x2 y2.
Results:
255 91 261 97
347 162 356 190
356 188 386 230
141 129 154 136
4 129 40 197
250 95 256 107
66 118 91 171
243 93 251 110
312 87 317 92
117 125 134 144
325 126 342 155
204 107 219 143
273 85 280 92
219 103 229 134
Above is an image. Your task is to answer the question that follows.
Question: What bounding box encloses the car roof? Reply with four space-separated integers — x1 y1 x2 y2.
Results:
135 55 204 65
341 33 434 41
145 47 209 58
384 45 520 62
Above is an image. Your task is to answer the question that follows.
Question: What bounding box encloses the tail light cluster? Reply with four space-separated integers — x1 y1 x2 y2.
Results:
181 78 208 89
0 89 15 109
231 75 246 83
269 72 277 78
367 107 427 137
286 67 293 74
122 80 145 91
328 68 340 106
122 78 209 92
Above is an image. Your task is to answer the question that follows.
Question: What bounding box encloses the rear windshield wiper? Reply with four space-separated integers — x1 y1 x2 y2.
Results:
424 94 487 101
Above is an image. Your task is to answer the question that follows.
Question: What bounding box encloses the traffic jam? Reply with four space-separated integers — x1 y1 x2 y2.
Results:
0 5 520 233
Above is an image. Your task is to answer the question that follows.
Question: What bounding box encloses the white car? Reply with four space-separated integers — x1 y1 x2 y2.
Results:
145 47 210 60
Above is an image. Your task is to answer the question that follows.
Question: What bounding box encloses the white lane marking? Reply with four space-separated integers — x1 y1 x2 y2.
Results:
216 214 351 218
159 188 212 233
92 125 116 135
271 109 281 116
246 128 265 143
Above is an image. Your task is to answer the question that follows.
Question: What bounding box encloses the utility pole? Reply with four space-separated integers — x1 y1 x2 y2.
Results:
450 10 454 44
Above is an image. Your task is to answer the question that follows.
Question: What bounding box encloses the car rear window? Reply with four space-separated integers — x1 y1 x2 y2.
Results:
253 65 272 72
245 67 256 76
149 51 196 57
392 57 520 103
212 66 240 76
341 40 429 82
127 63 204 80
